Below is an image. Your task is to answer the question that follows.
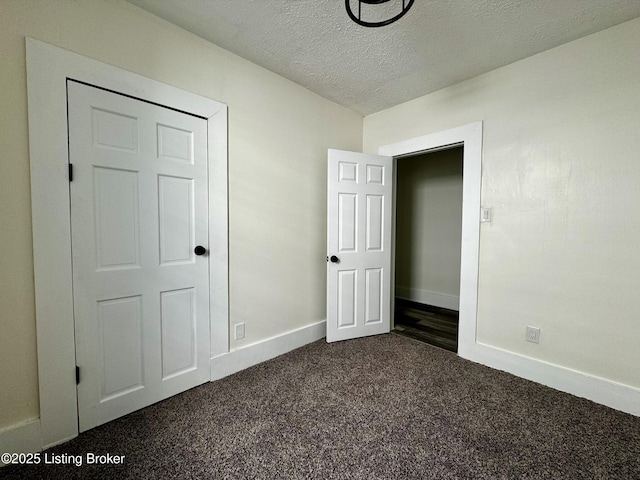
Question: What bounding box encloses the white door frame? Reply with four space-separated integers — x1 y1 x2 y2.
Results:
26 38 229 448
378 122 482 359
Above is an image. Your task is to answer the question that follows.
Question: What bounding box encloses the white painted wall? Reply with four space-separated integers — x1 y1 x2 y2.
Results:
365 17 640 391
0 0 361 431
395 148 463 309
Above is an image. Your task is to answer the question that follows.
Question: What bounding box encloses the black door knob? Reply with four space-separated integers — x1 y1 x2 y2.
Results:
194 246 207 256
330 255 340 263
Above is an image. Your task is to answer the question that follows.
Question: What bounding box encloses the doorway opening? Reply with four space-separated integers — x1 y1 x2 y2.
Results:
379 121 481 359
392 146 463 352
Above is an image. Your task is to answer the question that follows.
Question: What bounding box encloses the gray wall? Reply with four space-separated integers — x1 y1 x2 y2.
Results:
395 147 463 309
365 17 640 391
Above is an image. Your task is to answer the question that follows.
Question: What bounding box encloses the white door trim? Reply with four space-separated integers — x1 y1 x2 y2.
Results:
378 121 482 359
26 38 229 448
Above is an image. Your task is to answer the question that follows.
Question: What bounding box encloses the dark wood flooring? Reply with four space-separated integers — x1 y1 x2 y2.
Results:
392 298 459 352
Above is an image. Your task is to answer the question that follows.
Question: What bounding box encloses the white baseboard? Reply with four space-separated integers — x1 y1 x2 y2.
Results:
0 418 42 466
463 342 640 417
0 322 325 462
210 320 326 381
395 286 459 311
3 320 636 467
395 285 639 416
210 316 640 417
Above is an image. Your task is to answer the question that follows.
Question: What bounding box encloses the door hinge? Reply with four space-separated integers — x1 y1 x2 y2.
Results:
69 163 73 182
76 366 80 385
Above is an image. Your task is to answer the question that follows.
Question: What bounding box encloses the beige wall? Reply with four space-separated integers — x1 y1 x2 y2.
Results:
365 17 640 389
0 0 362 429
2 0 639 435
395 148 463 300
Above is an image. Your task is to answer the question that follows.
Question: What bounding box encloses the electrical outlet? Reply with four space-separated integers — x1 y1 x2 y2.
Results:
234 323 245 340
526 326 540 344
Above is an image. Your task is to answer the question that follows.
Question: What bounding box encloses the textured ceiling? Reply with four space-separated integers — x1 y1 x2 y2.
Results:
126 0 640 115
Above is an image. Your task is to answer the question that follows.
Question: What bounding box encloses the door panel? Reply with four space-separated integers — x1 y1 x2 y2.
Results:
98 296 144 400
338 193 357 252
160 288 197 379
365 268 383 324
327 149 393 342
94 167 141 269
158 175 194 265
366 195 384 251
338 270 357 328
68 81 210 431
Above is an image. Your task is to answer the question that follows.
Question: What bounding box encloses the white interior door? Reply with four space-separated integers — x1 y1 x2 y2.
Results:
68 81 210 431
326 149 393 342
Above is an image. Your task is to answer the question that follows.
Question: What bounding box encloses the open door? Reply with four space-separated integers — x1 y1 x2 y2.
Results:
326 149 393 342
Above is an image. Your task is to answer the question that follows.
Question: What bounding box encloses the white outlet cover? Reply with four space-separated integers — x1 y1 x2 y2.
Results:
480 207 492 223
526 326 540 344
234 323 245 340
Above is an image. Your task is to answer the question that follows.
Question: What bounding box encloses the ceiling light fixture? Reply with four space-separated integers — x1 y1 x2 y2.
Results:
345 0 415 28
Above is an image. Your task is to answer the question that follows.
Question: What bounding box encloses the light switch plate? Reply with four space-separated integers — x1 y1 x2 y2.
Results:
480 207 492 223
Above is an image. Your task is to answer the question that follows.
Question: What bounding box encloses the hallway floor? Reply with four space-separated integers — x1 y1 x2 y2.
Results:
392 298 458 352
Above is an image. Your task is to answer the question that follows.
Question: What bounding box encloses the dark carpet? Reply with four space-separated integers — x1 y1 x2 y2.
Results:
3 334 639 479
